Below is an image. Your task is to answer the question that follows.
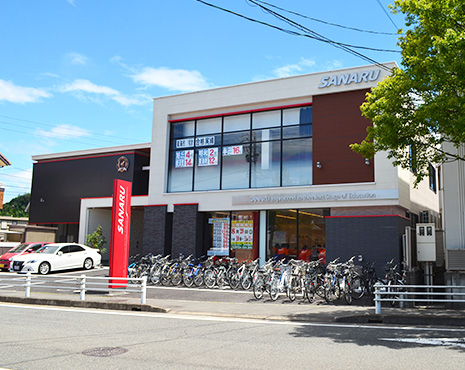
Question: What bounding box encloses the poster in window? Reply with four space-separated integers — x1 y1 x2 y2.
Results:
223 145 243 156
198 148 218 166
208 218 230 256
175 150 194 168
231 220 253 249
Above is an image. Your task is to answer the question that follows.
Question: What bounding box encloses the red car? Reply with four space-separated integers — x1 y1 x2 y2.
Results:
0 242 49 271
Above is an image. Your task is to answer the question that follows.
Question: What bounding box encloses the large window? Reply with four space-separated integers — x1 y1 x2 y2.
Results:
267 208 328 263
168 104 312 192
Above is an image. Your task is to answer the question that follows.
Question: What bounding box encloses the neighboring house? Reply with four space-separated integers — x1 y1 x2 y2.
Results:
440 142 465 284
29 63 440 278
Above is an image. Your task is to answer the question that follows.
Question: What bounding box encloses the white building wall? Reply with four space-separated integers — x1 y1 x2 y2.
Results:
442 143 465 250
149 63 405 213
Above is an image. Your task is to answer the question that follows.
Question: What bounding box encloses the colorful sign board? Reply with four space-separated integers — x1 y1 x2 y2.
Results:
109 179 132 288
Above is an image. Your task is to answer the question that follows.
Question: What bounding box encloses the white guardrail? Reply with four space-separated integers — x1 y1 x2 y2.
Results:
0 272 147 304
374 282 465 315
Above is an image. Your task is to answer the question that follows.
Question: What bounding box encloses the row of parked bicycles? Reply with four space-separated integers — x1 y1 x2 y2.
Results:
128 253 406 305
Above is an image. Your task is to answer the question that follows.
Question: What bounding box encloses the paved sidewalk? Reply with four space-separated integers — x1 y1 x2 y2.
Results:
1 289 465 327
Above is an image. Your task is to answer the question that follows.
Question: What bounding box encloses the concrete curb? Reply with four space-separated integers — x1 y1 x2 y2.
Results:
0 295 170 313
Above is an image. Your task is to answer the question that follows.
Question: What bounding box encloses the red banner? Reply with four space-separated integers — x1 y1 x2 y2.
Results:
109 179 132 288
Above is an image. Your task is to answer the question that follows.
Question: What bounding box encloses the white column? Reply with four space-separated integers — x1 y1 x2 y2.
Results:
259 210 267 266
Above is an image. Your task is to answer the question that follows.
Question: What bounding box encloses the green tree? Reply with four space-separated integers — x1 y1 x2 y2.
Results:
0 193 30 217
85 225 107 254
351 0 465 185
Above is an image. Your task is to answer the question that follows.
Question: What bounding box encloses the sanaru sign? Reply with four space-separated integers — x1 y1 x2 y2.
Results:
318 69 381 88
109 179 132 287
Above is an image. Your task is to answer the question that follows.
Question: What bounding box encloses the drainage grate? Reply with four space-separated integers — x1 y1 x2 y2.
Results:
82 347 128 357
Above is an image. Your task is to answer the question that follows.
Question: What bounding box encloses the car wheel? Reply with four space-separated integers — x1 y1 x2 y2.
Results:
83 258 93 270
38 262 51 275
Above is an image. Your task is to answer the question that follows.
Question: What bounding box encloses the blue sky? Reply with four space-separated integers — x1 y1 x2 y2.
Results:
0 0 405 203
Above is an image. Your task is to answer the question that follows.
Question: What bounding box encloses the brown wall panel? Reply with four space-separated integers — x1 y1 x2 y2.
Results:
313 89 374 185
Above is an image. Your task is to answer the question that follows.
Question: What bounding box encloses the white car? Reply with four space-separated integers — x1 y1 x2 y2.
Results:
10 243 102 275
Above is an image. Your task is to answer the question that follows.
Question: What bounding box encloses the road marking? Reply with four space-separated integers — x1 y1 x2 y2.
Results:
1 302 465 332
380 337 465 348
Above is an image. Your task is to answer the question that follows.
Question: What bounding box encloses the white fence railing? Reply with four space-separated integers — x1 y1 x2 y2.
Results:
0 272 147 304
374 283 465 314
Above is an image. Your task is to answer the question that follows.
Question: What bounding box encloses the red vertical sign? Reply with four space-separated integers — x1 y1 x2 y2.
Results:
109 179 132 288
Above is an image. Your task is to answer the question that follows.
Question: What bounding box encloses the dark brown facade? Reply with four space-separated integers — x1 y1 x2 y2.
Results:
312 89 374 185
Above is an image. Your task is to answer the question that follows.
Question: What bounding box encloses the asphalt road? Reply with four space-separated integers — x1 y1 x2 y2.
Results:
1 302 465 370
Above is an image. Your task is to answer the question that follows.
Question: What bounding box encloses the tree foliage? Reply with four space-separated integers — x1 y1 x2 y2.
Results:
85 225 107 254
351 0 465 185
0 193 30 217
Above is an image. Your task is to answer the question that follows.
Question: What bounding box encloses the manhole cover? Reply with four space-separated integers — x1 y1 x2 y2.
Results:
82 347 128 357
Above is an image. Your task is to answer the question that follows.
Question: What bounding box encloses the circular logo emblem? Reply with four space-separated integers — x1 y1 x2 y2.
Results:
116 156 129 173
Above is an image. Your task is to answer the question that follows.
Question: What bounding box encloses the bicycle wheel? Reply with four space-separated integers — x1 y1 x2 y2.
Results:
241 272 253 290
204 268 216 289
193 270 204 287
171 267 182 286
229 272 241 290
287 277 298 302
350 275 365 300
344 278 353 305
182 267 194 287
270 281 280 301
217 269 227 288
253 278 265 300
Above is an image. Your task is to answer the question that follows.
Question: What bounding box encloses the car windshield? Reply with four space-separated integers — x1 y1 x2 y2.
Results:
8 243 30 253
36 245 60 254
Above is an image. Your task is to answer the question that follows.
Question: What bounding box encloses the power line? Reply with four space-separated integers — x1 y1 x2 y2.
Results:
196 0 395 71
253 0 398 35
375 0 399 30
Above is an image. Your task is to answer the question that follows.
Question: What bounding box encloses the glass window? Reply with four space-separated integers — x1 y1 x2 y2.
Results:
168 104 312 192
252 128 281 142
172 120 195 138
283 124 312 139
267 210 298 260
224 114 250 132
69 245 85 253
194 147 221 191
252 110 281 129
282 138 313 186
196 117 222 135
222 147 250 190
168 151 193 192
283 108 300 126
250 141 281 188
223 131 250 145
297 209 326 263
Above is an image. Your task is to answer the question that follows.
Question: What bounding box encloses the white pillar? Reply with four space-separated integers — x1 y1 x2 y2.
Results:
259 211 267 266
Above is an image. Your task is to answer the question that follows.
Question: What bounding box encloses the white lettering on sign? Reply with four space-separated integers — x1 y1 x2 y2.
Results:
318 69 381 88
117 185 126 234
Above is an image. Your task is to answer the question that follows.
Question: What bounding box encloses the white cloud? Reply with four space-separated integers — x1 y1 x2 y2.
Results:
66 52 89 66
67 0 76 6
0 79 51 103
324 60 344 70
273 58 316 78
59 79 149 106
35 124 91 140
131 67 212 92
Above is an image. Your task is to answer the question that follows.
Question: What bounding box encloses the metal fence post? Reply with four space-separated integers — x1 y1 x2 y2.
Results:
80 275 86 301
375 281 382 315
25 272 31 298
141 276 147 304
